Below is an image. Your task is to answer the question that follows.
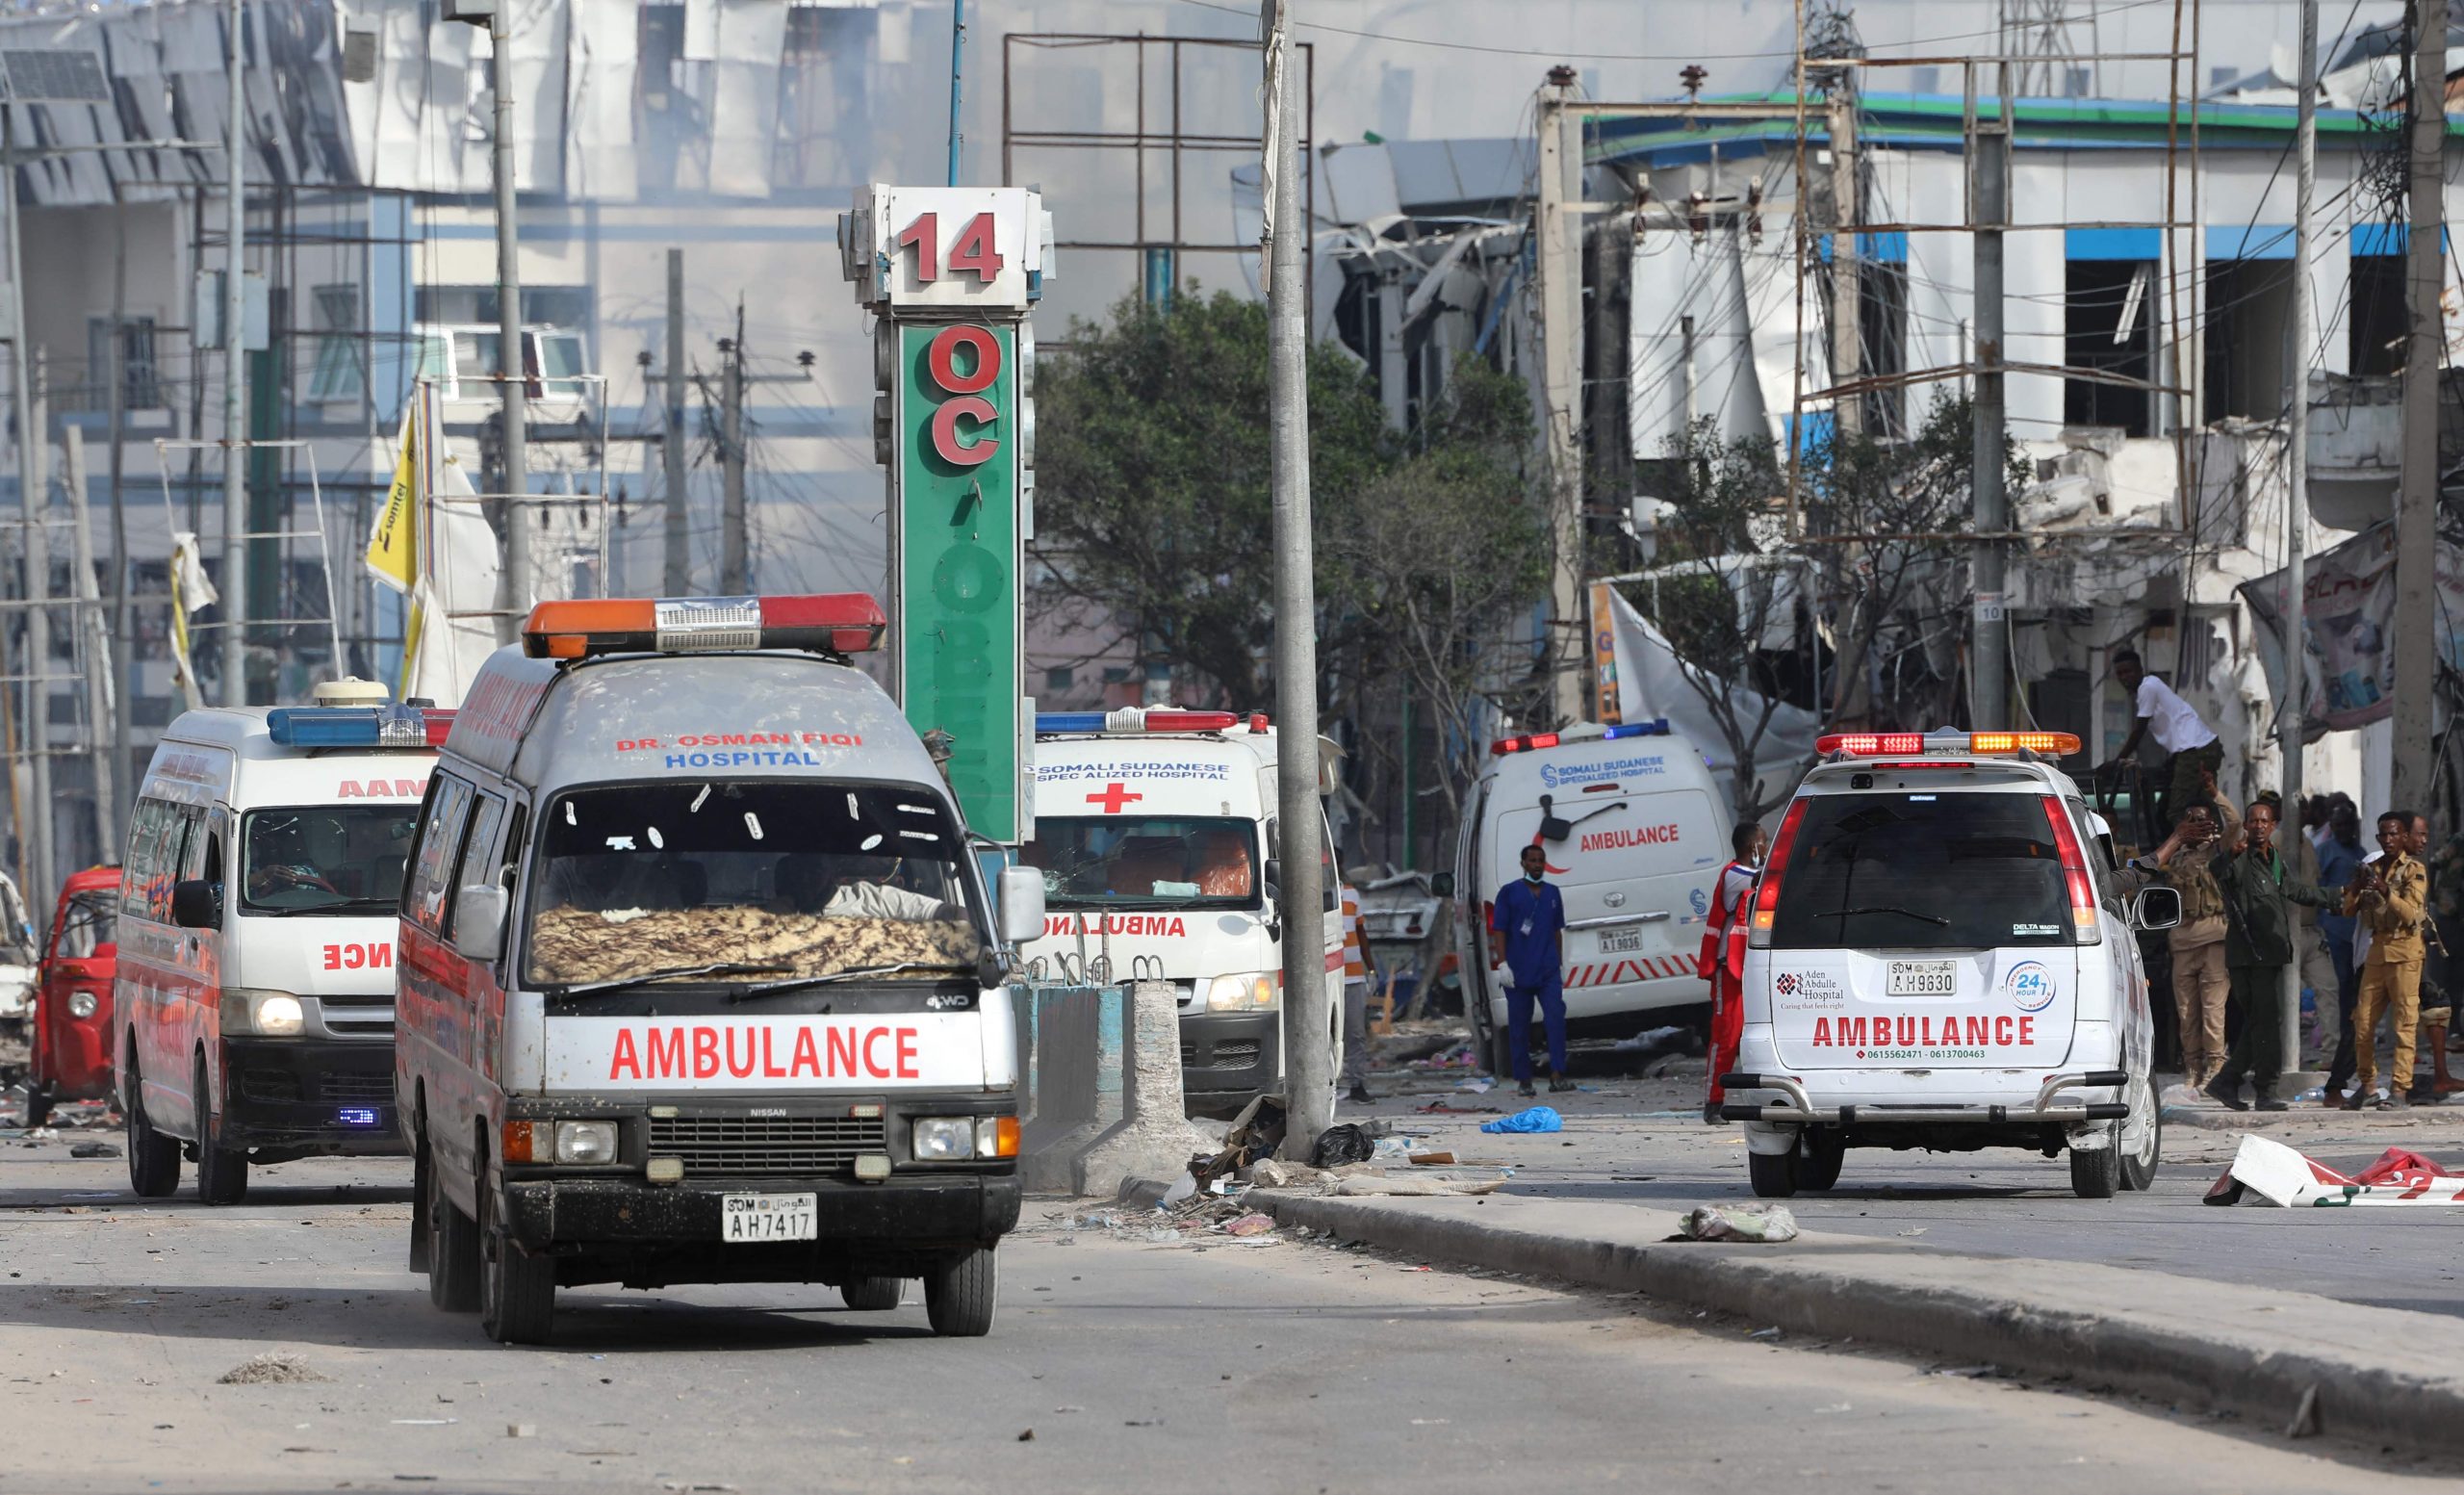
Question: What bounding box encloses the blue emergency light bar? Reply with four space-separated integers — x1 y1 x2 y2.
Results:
266 705 456 750
1491 718 1671 756
1034 709 1248 736
1601 719 1671 739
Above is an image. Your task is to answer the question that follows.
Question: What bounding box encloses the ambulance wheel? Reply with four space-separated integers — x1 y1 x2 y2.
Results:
2118 1074 2162 1194
192 1058 248 1206
123 1062 181 1199
1799 1128 1845 1192
925 1248 997 1337
425 1141 481 1313
839 1276 905 1311
2069 1127 2122 1199
479 1185 556 1345
1747 1143 1800 1199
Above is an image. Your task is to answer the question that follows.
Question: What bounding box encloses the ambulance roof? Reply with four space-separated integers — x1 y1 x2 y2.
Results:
443 646 942 798
146 707 442 809
161 707 436 764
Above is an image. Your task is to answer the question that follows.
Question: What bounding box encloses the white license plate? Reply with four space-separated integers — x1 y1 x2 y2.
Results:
1598 928 1645 954
722 1192 817 1243
1886 961 1958 997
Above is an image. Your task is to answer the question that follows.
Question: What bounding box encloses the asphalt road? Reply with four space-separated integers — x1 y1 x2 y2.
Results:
0 1135 2453 1492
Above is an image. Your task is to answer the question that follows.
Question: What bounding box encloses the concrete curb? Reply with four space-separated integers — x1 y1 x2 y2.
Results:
1250 1189 2464 1459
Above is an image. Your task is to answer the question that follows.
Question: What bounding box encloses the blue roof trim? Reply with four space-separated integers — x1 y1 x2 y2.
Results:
2066 227 2161 261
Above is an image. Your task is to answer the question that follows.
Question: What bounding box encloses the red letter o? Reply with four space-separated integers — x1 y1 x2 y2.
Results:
930 396 1000 466
927 325 1001 394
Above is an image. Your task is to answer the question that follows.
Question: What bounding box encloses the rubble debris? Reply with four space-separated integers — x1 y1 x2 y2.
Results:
1408 1152 1455 1167
508 1425 536 1439
1189 1094 1288 1188
1478 1106 1563 1135
217 1353 331 1385
1414 1100 1501 1116
2207 1135 2464 1207
1223 1213 1276 1236
1670 1204 1800 1243
68 1142 119 1160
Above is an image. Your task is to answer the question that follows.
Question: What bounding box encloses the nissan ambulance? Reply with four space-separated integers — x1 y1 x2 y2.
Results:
1452 719 1735 1073
394 595 1039 1345
1017 709 1343 1115
116 681 449 1205
1721 729 2175 1199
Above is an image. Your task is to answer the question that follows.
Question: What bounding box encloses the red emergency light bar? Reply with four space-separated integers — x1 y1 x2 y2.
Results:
523 594 886 659
1034 709 1242 735
1816 730 2080 759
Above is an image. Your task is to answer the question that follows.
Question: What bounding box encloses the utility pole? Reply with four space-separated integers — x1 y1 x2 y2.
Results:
220 0 247 706
1829 86 1861 439
488 0 529 644
947 0 967 186
1968 64 2012 730
20 354 48 908
719 306 747 595
1535 66 1585 729
106 225 130 849
1264 0 1332 1156
2392 0 2445 814
2282 0 2319 1070
0 104 37 899
63 427 113 863
663 248 689 596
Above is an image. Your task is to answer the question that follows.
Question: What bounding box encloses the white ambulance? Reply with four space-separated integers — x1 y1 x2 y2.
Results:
1018 709 1343 1115
395 595 1039 1345
116 682 448 1204
1452 720 1735 1072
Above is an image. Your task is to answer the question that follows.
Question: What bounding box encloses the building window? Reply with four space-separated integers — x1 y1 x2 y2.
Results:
2203 256 2296 422
86 316 161 410
2065 258 2157 437
2349 251 2407 376
1044 666 1073 692
307 283 364 403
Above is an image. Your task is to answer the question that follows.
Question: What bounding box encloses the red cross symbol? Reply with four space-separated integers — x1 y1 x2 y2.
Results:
1086 782 1142 813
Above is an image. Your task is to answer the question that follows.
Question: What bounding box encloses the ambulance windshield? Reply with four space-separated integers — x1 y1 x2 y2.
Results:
241 806 423 915
524 781 984 990
1022 816 1259 909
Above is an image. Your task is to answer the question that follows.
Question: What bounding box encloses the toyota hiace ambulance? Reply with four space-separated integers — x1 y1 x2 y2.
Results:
394 595 1040 1345
116 683 449 1204
1452 720 1734 1073
1722 730 2176 1199
1018 709 1343 1115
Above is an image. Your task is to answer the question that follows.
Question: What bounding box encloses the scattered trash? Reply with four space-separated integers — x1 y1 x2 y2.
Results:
1896 1227 1927 1237
1161 1173 1196 1207
1016 1430 1035 1443
1612 1024 1703 1060
1311 1123 1377 1168
67 1142 119 1160
217 1353 330 1385
1223 1212 1277 1237
1248 1158 1296 1189
2207 1135 2464 1207
1747 1326 1784 1340
1414 1100 1502 1116
1454 1077 1496 1094
507 1425 536 1439
1369 1136 1421 1160
1189 1094 1288 1188
1408 1151 1456 1167
2286 1383 2322 1439
1479 1106 1562 1135
1671 1204 1800 1243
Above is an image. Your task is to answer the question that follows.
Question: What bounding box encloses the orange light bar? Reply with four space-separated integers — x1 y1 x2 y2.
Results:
1820 730 2080 759
523 594 886 659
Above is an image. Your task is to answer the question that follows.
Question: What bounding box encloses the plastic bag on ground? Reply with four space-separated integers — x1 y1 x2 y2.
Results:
1479 1106 1563 1135
1673 1204 1800 1242
1311 1122 1377 1168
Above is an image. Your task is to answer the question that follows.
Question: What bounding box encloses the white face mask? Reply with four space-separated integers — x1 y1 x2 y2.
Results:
1523 868 1544 885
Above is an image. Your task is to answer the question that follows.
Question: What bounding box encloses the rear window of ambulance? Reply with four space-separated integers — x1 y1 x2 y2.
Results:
1769 792 2070 950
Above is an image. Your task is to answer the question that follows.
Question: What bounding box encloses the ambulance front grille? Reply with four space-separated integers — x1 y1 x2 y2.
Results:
647 1115 886 1176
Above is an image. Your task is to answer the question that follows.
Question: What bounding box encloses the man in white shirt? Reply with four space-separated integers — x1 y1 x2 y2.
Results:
2107 648 2223 835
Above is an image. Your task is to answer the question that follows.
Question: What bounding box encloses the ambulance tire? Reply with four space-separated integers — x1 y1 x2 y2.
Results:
1747 1143 1800 1199
426 1144 481 1313
2118 1074 2162 1194
124 1061 181 1199
479 1185 556 1345
2069 1126 2122 1199
839 1276 905 1311
924 1248 997 1337
192 1058 248 1206
1798 1128 1845 1191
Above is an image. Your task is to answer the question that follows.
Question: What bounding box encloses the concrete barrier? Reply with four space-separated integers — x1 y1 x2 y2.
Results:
1012 978 1217 1196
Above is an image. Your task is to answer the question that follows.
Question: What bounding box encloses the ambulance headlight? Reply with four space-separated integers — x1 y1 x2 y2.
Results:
220 989 305 1037
553 1121 619 1166
1206 971 1279 1012
65 990 97 1019
912 1117 975 1161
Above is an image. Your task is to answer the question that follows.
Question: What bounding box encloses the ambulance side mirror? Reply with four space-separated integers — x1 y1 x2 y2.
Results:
2132 886 2180 932
454 885 509 963
997 866 1046 946
1430 872 1455 899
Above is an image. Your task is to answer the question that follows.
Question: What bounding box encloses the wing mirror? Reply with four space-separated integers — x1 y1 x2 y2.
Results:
2132 885 2181 932
170 880 221 930
998 865 1047 946
1430 871 1456 899
454 885 509 963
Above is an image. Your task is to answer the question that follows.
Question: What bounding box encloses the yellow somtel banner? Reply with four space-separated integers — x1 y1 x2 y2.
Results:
364 405 419 594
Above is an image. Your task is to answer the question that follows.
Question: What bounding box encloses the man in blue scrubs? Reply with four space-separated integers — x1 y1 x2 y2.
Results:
1490 842 1569 1098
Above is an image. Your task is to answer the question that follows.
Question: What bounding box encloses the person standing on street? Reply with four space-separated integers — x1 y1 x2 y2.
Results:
2106 649 2223 834
1339 885 1377 1106
1489 842 1568 1098
2150 801 2234 1088
2203 796 2335 1111
2316 797 2366 1091
1700 820 1767 1123
2343 810 2429 1111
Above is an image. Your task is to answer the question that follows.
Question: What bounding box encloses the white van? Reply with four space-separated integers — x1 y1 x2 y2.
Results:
1452 720 1734 1072
394 594 1039 1344
1017 709 1342 1116
1724 730 2174 1199
116 684 448 1204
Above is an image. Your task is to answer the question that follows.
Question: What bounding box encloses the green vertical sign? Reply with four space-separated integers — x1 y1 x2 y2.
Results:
895 321 1021 841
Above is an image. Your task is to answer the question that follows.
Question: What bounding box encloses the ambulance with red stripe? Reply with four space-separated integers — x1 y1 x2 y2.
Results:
394 595 1040 1345
116 680 448 1206
1018 709 1344 1115
1452 719 1734 1074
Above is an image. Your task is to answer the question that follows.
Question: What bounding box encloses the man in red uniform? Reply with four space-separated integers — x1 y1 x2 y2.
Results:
1700 821 1768 1124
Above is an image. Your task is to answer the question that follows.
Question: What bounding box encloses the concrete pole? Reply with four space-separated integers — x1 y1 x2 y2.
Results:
1969 67 2011 731
1264 2 1332 1155
663 248 689 596
1829 87 1861 439
2281 0 2318 1071
63 426 113 863
220 0 247 706
21 353 47 909
1535 70 1585 728
2391 0 2445 815
106 223 130 850
0 111 32 896
489 2 529 644
719 305 747 595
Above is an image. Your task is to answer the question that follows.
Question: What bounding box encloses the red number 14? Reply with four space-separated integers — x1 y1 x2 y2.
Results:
895 211 1005 285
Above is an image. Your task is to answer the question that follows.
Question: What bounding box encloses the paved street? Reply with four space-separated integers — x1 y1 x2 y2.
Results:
0 1133 2452 1493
